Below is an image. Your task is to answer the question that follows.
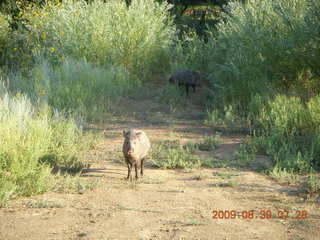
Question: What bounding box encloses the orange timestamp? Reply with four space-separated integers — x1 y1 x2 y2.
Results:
212 210 308 220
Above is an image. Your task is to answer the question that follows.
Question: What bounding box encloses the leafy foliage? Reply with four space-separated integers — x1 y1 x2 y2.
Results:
0 89 96 206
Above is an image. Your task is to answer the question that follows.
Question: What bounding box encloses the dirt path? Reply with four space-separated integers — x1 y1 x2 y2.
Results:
0 94 319 240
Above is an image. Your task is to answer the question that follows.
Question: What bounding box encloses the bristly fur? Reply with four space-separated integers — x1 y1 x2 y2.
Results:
169 70 201 96
122 129 151 180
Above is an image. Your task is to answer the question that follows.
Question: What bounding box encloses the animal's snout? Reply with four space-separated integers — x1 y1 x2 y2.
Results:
127 150 134 156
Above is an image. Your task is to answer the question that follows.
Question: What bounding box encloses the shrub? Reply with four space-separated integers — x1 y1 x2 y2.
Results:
0 88 93 206
258 95 308 136
206 0 319 114
160 83 184 112
237 95 320 173
184 134 222 152
150 141 201 169
201 0 320 174
8 58 132 120
0 13 10 54
12 0 175 79
197 135 222 151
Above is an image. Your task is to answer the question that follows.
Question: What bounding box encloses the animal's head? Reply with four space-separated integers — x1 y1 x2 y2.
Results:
123 130 143 157
168 76 176 84
192 71 201 87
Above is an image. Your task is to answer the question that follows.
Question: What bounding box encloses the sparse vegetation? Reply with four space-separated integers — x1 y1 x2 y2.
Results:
183 134 222 152
23 199 65 208
151 143 202 169
210 181 237 188
190 173 209 181
197 134 222 151
212 172 235 179
160 83 184 113
52 174 98 194
305 174 320 195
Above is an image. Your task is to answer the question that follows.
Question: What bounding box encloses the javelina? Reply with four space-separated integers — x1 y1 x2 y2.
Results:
122 129 151 180
169 70 201 96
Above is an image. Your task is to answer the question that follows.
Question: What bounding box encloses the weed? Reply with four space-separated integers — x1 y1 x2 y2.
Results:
197 134 222 151
269 166 297 181
210 181 237 188
160 84 184 112
183 142 199 153
150 141 201 169
212 172 234 179
305 174 320 194
0 89 97 205
201 158 227 168
183 134 222 153
190 174 209 181
52 174 98 194
23 199 65 208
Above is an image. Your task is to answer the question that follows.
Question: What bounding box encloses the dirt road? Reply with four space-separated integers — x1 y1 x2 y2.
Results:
0 94 319 240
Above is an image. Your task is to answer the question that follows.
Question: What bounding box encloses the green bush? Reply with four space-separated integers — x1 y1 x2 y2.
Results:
200 0 320 174
205 0 319 113
11 0 175 79
0 13 10 52
8 58 132 120
258 95 308 136
0 12 12 69
150 141 201 169
48 59 132 121
184 134 222 152
160 83 184 112
0 89 93 206
238 95 320 173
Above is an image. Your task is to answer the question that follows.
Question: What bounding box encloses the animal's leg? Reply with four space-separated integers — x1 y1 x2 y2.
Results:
135 164 138 179
192 84 196 93
178 83 184 96
127 162 132 180
185 84 189 96
140 158 144 177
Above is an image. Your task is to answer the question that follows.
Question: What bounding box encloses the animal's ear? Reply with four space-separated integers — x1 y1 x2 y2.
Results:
136 132 143 137
123 130 128 137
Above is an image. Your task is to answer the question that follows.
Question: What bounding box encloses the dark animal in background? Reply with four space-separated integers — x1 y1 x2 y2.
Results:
122 129 151 180
169 70 201 96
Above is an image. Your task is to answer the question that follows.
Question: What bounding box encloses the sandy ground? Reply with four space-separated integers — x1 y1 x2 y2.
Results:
0 90 319 240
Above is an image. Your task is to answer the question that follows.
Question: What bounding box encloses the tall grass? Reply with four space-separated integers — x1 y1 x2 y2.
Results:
7 58 133 121
0 87 94 206
237 95 320 173
202 0 320 173
1 0 177 119
7 0 175 79
205 0 318 112
0 12 9 50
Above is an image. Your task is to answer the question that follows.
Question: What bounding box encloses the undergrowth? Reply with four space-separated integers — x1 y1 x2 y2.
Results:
0 89 98 207
150 135 222 169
